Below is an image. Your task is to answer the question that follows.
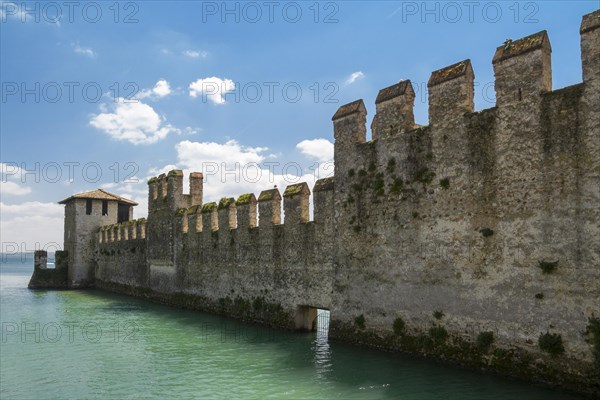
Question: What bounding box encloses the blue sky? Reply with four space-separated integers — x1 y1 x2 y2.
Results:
1 1 598 250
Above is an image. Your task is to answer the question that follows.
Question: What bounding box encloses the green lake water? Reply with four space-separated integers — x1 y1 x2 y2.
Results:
0 256 585 399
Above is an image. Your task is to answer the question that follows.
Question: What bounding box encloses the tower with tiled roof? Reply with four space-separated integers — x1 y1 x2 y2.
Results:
58 189 138 287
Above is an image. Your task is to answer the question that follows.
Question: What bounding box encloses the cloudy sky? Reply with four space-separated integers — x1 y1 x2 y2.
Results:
1 1 596 251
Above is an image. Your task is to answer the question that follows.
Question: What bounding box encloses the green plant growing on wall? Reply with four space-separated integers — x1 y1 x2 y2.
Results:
353 225 361 233
393 317 405 336
433 310 444 320
538 332 564 356
358 169 367 177
386 158 396 173
390 177 403 194
233 296 251 314
429 326 448 344
253 296 264 311
439 177 450 190
535 293 544 299
537 260 558 274
351 183 363 192
368 162 376 172
477 331 495 352
373 173 385 196
415 166 435 184
348 169 355 178
355 314 366 329
586 317 600 370
480 228 494 237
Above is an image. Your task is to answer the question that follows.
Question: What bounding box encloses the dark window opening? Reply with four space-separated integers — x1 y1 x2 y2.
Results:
117 203 130 223
85 199 92 215
102 200 108 216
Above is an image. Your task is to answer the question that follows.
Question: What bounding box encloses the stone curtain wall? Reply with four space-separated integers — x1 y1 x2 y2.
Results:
93 10 600 395
96 173 336 330
330 15 599 393
95 219 148 288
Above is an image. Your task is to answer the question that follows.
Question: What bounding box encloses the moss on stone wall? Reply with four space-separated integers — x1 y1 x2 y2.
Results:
586 318 600 372
538 260 558 274
414 166 435 184
439 177 450 189
258 189 280 202
539 332 565 356
28 266 69 289
95 280 295 330
329 319 599 396
236 193 254 205
201 202 217 213
477 331 495 352
283 183 308 198
218 197 235 210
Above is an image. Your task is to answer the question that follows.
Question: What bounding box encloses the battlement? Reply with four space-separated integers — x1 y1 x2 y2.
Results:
168 176 334 236
147 169 203 213
581 9 600 82
98 218 147 244
428 59 474 125
333 12 599 146
371 80 415 140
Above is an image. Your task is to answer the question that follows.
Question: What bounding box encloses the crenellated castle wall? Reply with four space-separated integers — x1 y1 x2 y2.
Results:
95 170 336 329
91 10 599 395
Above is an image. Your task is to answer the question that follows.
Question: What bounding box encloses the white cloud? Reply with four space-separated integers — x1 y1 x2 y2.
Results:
189 77 235 105
183 50 208 59
1 163 32 196
72 43 96 58
150 139 333 209
164 139 276 201
137 79 172 100
345 71 364 85
176 140 268 166
89 99 180 145
0 201 64 251
1 181 32 196
296 139 334 163
152 80 171 97
0 201 63 217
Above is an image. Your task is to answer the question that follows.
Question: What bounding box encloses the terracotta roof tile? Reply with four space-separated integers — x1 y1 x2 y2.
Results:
58 189 138 205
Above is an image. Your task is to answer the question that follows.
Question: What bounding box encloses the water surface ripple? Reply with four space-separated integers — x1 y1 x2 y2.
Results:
0 262 585 399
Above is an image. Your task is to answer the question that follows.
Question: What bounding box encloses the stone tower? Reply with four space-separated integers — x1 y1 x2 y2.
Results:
58 189 137 287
